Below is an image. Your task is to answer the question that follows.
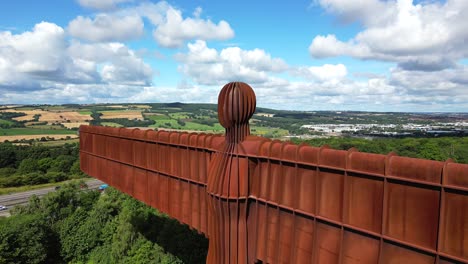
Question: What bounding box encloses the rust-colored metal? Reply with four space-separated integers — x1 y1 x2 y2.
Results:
80 82 468 264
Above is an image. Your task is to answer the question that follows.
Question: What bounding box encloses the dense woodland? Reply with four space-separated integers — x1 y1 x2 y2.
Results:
0 143 84 188
292 136 468 164
0 181 208 264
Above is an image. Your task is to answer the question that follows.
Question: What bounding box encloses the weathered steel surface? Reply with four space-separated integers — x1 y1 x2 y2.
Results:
80 82 468 264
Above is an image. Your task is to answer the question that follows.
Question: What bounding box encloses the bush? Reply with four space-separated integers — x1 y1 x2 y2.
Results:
46 171 68 183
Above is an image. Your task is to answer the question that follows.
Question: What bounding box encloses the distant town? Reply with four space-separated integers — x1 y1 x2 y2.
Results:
301 121 468 137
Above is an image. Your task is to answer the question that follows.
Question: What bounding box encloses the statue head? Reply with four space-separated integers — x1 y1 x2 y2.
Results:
217 82 256 129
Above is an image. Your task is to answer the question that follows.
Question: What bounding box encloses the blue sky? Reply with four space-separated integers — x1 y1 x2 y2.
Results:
1 0 467 112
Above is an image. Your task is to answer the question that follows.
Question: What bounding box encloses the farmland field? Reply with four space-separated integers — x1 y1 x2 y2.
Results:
250 126 289 137
100 110 143 120
62 122 88 129
0 134 78 142
35 138 80 146
0 128 76 136
25 124 63 130
0 119 13 125
1 109 91 123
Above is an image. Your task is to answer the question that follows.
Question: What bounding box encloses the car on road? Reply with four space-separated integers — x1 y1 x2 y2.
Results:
0 205 7 211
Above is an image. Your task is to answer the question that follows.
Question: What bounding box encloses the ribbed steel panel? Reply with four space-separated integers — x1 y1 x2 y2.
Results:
80 82 468 264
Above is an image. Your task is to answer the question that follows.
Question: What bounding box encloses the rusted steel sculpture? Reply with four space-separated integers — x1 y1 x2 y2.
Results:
80 82 468 264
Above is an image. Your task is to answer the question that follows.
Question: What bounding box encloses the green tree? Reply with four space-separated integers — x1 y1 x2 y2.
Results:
48 155 75 173
37 157 54 173
0 214 55 264
22 172 48 185
17 158 38 175
70 159 86 178
0 143 16 168
46 171 68 183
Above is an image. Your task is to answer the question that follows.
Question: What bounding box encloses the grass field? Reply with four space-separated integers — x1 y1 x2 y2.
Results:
44 106 68 110
25 124 63 129
251 126 289 137
78 111 92 115
34 138 79 146
146 114 224 132
143 113 170 120
11 107 36 111
168 112 191 119
0 119 13 125
0 128 76 136
184 121 224 131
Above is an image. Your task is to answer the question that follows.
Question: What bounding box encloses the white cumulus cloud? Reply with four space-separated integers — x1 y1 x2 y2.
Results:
292 63 348 81
0 22 153 96
176 40 288 85
68 14 144 42
310 0 468 71
152 6 234 48
71 2 235 48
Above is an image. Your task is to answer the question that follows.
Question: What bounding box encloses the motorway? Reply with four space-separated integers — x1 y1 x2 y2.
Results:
0 179 103 217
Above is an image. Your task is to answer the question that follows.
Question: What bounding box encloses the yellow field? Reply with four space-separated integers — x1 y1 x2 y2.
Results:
100 110 143 120
0 134 78 142
38 111 91 123
61 122 88 129
0 109 41 121
106 105 126 108
1 109 91 123
106 104 150 109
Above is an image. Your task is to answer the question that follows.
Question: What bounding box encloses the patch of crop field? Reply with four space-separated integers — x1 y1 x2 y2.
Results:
26 124 63 130
101 122 124 127
250 126 289 137
145 114 171 121
61 122 88 129
106 105 126 108
148 118 224 132
168 112 191 119
39 111 91 123
0 134 78 142
44 106 68 111
78 111 92 115
35 138 79 146
12 106 36 111
149 118 179 128
1 109 91 123
159 107 183 112
0 109 40 121
183 121 224 132
100 110 143 120
0 128 76 136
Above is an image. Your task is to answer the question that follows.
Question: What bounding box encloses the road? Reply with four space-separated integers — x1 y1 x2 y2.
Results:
0 179 104 217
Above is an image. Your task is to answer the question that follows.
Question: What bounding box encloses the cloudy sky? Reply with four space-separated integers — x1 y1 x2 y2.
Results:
1 0 467 112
